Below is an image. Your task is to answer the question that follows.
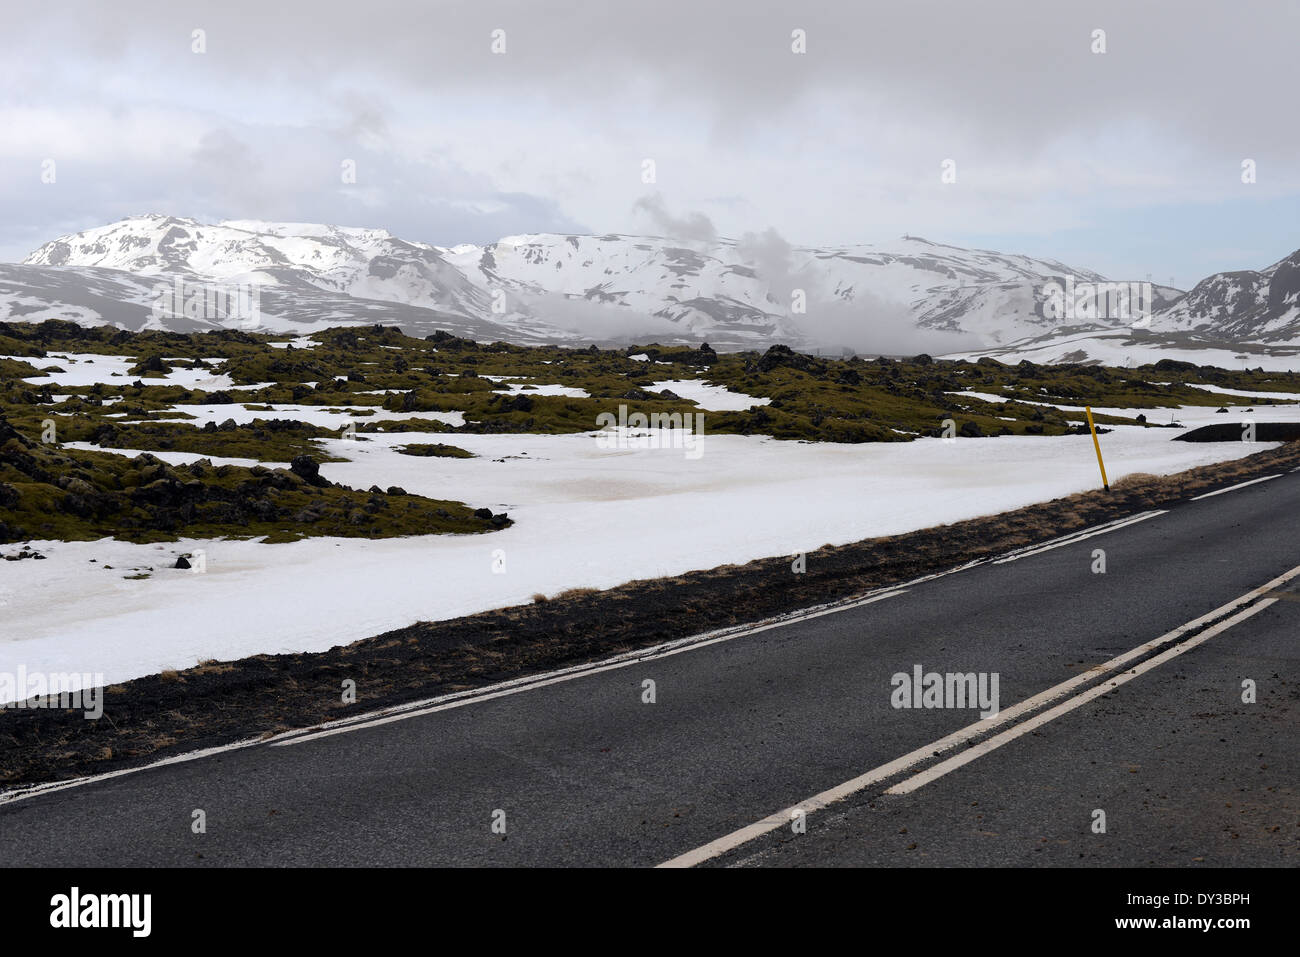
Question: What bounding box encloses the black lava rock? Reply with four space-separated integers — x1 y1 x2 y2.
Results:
290 455 330 487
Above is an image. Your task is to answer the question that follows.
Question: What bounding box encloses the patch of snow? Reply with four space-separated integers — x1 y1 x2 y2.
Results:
651 379 770 411
493 381 590 398
138 402 466 430
1183 382 1300 401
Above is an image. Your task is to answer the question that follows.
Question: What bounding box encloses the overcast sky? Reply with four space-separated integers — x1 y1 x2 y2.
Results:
4 0 1298 284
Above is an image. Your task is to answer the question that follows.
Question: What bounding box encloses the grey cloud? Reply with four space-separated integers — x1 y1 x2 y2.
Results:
795 293 984 356
9 1 1298 156
0 121 589 261
334 91 391 147
514 290 682 341
632 194 717 244
733 224 982 353
736 227 811 305
190 129 268 212
3 0 1297 278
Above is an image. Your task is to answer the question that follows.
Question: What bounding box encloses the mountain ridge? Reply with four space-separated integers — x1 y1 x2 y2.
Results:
10 214 1300 363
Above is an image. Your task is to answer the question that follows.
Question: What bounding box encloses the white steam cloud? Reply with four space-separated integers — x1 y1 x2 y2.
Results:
736 227 983 355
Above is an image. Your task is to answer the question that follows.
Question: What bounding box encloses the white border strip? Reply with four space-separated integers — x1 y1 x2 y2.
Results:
1190 474 1280 501
657 561 1300 867
0 588 905 809
271 590 911 747
992 510 1165 564
0 738 268 808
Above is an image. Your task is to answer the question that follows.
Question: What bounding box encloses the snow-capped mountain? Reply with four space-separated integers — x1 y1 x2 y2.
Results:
13 214 1164 351
10 214 1289 361
24 216 499 330
1150 249 1300 341
955 248 1300 369
443 231 1137 347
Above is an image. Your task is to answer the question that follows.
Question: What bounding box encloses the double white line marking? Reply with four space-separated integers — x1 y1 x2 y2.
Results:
658 561 1299 868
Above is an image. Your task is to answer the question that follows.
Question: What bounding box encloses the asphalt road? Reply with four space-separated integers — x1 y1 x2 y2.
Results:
2 470 1298 867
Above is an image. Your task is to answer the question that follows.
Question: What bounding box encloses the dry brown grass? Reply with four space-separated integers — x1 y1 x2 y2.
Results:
553 587 599 600
1111 471 1169 491
191 659 235 675
983 508 1086 546
531 592 549 603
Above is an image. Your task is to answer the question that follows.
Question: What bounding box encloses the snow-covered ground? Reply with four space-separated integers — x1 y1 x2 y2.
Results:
21 352 136 386
1184 383 1300 401
949 331 1300 372
24 352 268 392
950 391 1300 429
488 379 590 399
650 380 771 411
268 336 319 350
1 410 1288 699
146 402 466 430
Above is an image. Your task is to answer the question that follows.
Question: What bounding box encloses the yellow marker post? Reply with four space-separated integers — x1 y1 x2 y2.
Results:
1085 406 1109 491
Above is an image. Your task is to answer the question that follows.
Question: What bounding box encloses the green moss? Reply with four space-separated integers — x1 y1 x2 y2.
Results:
3 320 1298 458
395 443 475 458
0 358 44 379
47 416 350 463
0 416 506 545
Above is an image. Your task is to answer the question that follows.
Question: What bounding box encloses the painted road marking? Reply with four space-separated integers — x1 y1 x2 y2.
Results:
269 588 910 747
993 510 1165 564
0 585 903 808
1190 474 1280 501
0 739 268 809
657 561 1300 868
886 599 1274 794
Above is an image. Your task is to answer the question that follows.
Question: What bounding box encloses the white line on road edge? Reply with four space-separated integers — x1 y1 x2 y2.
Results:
657 561 1300 868
1190 474 1281 501
267 586 933 745
268 588 910 748
0 587 906 808
0 738 268 808
992 510 1165 564
988 512 1148 563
